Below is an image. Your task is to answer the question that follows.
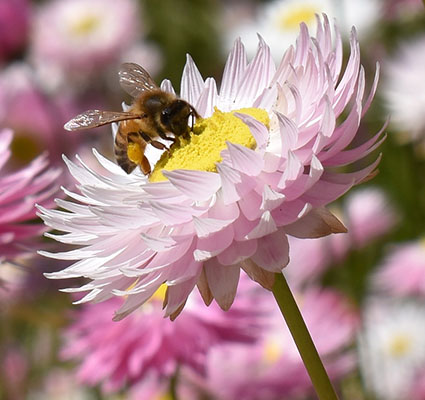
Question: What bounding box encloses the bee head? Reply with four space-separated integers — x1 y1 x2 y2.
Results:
161 100 198 136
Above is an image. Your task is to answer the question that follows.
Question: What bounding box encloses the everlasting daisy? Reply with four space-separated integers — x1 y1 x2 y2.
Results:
372 240 425 297
358 299 425 400
0 129 60 260
383 35 425 149
226 0 382 59
39 15 383 322
61 279 262 394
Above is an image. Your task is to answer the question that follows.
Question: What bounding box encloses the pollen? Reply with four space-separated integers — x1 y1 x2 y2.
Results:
387 333 412 358
276 4 318 30
127 142 144 165
150 107 269 182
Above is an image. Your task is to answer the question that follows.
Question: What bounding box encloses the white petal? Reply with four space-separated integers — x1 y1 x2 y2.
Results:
220 37 247 108
216 163 241 204
204 260 240 311
193 216 233 238
195 77 218 118
260 185 286 211
234 112 269 150
163 169 221 201
226 142 264 176
285 207 347 238
245 211 278 239
160 79 176 95
180 54 204 105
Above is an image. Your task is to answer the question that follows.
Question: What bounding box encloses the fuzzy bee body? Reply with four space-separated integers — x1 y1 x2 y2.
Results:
64 64 199 175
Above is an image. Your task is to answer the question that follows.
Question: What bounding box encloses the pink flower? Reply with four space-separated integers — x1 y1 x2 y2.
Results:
0 129 60 259
39 16 382 319
61 280 263 393
30 0 141 85
343 187 398 248
184 287 358 400
0 63 85 167
0 0 30 62
372 240 425 297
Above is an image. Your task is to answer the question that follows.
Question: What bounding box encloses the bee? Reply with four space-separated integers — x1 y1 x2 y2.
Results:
64 63 199 174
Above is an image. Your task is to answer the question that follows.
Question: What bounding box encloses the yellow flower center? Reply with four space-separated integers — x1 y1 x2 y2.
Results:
150 283 168 303
275 4 318 30
263 337 283 364
387 333 412 358
69 15 101 36
125 282 167 305
149 107 269 182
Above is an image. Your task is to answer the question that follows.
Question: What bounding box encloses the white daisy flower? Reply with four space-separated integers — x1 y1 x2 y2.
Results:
226 0 382 59
358 300 425 400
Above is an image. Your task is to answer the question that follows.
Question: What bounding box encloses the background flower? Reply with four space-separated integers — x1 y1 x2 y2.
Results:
225 0 382 59
30 0 143 92
183 286 358 400
358 299 425 400
382 35 425 151
372 240 425 297
0 129 60 260
0 0 30 63
61 278 263 394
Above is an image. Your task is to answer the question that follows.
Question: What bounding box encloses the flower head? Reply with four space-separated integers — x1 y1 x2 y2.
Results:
61 279 263 393
0 63 80 165
358 299 425 400
372 240 425 297
39 16 382 319
383 35 425 148
0 129 60 260
30 0 141 88
226 0 382 60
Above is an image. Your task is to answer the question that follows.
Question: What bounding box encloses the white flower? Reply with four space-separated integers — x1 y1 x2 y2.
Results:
226 0 382 59
358 300 425 400
383 35 425 146
30 0 141 91
38 17 381 320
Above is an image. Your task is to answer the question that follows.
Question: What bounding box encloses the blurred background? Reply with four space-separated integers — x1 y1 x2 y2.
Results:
1 0 425 399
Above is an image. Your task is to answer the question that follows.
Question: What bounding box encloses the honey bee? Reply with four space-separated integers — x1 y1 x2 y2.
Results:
64 63 199 174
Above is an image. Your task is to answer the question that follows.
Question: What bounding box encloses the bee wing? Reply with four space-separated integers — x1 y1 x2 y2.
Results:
64 110 140 131
118 63 158 97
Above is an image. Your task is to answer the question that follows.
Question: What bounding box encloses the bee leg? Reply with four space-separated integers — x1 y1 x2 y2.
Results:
156 130 176 143
140 155 151 175
137 131 164 149
151 140 168 150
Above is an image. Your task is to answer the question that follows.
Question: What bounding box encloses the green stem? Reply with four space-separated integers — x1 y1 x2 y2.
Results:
272 272 339 400
169 365 179 400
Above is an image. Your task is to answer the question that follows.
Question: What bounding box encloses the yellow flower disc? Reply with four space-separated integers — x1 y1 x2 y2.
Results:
150 107 269 182
276 5 318 30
